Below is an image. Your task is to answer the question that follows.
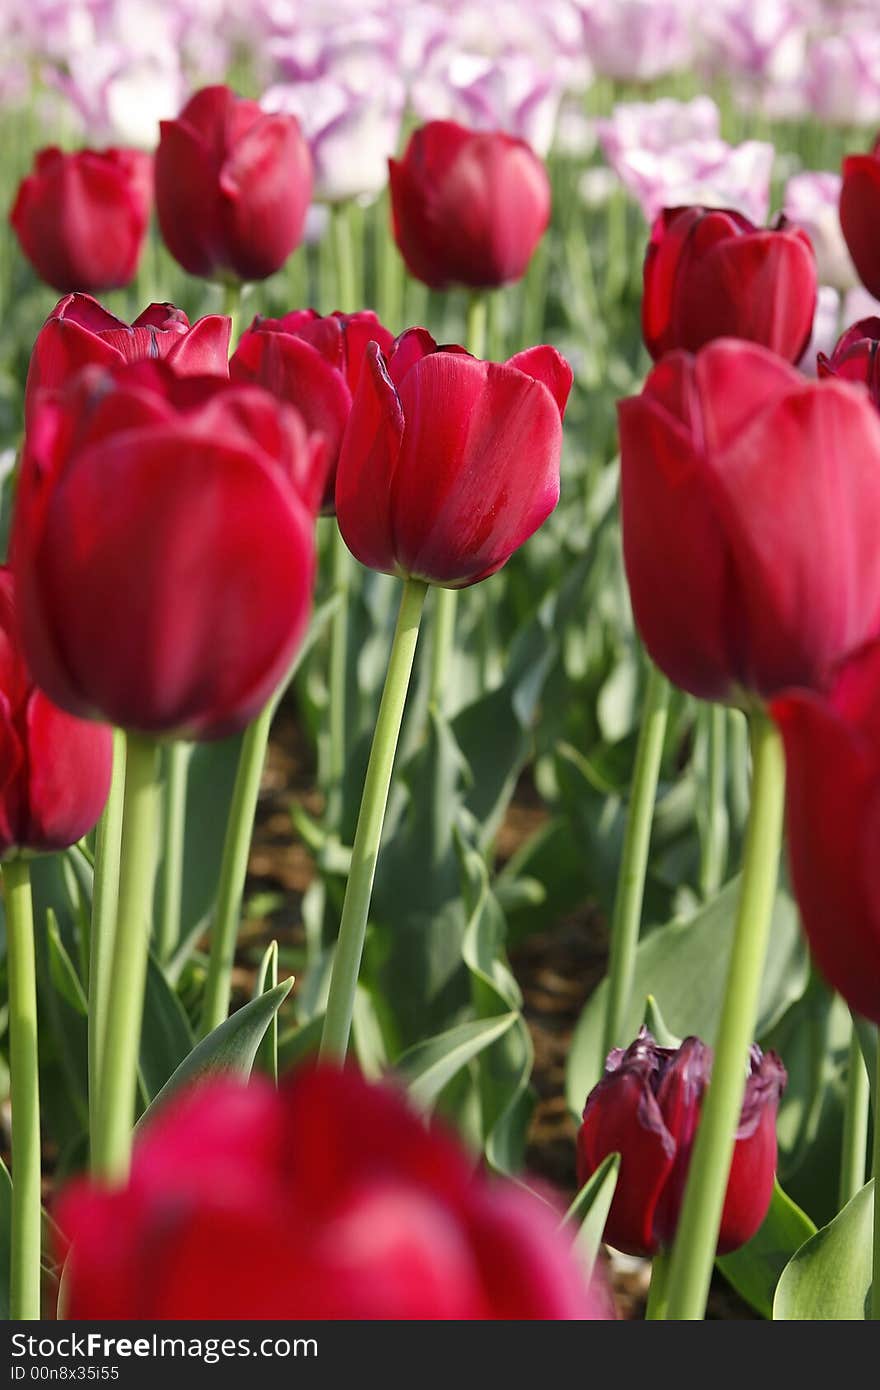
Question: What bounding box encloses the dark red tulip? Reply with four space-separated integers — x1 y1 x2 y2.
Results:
618 339 880 703
389 121 551 290
577 1029 785 1257
155 85 312 283
817 316 880 408
13 361 326 740
9 146 152 293
336 328 571 587
840 135 880 301
25 294 231 426
231 309 395 512
772 642 880 1024
0 565 112 858
642 206 817 362
56 1065 607 1320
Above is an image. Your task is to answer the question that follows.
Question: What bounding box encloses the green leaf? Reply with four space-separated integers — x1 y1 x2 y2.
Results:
252 941 279 1084
717 1180 817 1319
395 1014 519 1111
853 1014 877 1109
46 910 87 1015
277 1013 324 1073
0 1156 11 1320
642 994 679 1047
562 1152 620 1282
774 1180 874 1320
566 876 809 1112
138 953 195 1101
140 980 292 1123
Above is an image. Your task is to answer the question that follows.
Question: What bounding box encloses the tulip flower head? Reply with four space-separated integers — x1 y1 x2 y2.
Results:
578 1028 786 1257
57 1065 607 1320
818 316 880 408
840 135 880 301
335 328 572 587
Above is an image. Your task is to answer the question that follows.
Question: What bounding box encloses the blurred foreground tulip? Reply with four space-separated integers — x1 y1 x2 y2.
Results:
840 135 880 300
772 642 880 1024
57 1066 607 1320
231 309 394 512
9 146 151 293
578 1029 785 1257
155 85 312 282
0 565 111 858
818 316 880 407
389 121 550 290
336 328 572 587
13 362 326 739
618 340 880 704
642 206 816 361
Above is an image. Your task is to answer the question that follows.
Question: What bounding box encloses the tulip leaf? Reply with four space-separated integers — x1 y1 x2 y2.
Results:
0 1156 10 1320
773 1180 874 1320
46 910 87 1016
642 994 680 1048
853 1015 877 1109
395 1014 519 1111
562 1152 621 1282
138 953 196 1102
566 875 808 1110
252 940 280 1084
277 1013 325 1074
139 979 293 1123
717 1179 817 1319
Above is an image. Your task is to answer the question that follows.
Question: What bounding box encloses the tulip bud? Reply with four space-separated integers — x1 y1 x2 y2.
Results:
155 85 313 283
818 317 880 408
13 361 326 740
578 1029 786 1257
9 146 152 293
389 120 551 290
0 566 112 858
772 640 880 1025
56 1065 607 1319
335 328 572 587
840 135 880 300
231 309 395 513
642 206 817 362
618 339 880 703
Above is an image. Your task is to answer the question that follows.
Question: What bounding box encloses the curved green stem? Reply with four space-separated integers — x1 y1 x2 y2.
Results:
222 280 242 346
466 291 488 360
839 1022 869 1208
332 203 357 312
92 735 162 1183
88 729 126 1137
645 1250 671 1321
4 858 40 1319
326 525 351 829
728 708 751 834
665 712 785 1320
319 577 427 1059
872 1040 880 1319
700 703 729 899
601 662 670 1062
157 741 191 963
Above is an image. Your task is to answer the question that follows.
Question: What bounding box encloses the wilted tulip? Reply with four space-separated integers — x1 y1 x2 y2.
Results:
231 309 394 511
57 1066 606 1320
0 565 112 858
13 362 326 739
155 85 312 282
818 317 880 407
772 641 880 1025
618 339 880 703
335 328 572 587
642 206 817 361
840 135 880 301
578 1029 786 1256
9 146 151 293
389 121 550 290
24 294 231 424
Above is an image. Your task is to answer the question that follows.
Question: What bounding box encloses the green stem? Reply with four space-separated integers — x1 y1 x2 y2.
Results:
319 577 427 1059
729 707 751 835
4 858 40 1319
88 728 126 1139
222 280 242 346
839 1023 869 1208
378 191 403 330
872 1038 880 1319
665 712 785 1321
700 704 729 899
332 202 357 312
601 662 670 1061
466 291 488 360
326 524 351 830
156 741 190 963
92 735 162 1183
645 1250 671 1321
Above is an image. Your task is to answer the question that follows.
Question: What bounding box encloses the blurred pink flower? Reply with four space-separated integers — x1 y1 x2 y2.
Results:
608 133 775 224
797 284 841 376
803 29 880 127
698 0 810 85
579 0 694 82
412 53 561 158
783 170 857 290
597 96 720 167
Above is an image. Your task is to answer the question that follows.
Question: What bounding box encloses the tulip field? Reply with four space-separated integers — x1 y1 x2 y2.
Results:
1 0 880 1334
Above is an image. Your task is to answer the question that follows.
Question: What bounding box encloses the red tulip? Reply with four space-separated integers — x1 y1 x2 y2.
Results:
389 121 551 290
231 309 395 512
336 328 571 587
24 293 231 426
772 641 880 1024
840 135 880 300
13 361 326 739
577 1029 785 1257
618 339 880 703
56 1065 606 1320
642 206 817 362
155 85 312 283
9 147 152 293
0 565 112 858
817 316 880 408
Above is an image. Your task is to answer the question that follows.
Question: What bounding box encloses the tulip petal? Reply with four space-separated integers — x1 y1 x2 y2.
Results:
335 343 404 574
505 345 573 418
24 691 112 851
